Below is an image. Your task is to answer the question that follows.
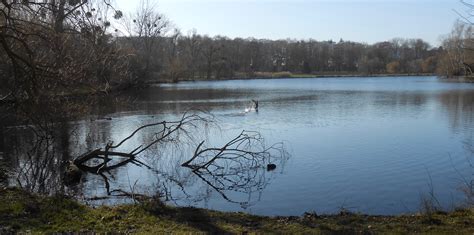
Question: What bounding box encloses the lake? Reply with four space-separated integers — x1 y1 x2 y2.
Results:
3 76 474 216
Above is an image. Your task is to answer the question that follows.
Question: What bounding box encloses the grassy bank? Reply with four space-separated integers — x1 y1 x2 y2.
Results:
1 188 473 234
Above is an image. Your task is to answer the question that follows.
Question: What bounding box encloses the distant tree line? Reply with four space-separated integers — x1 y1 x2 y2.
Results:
114 1 471 83
126 34 443 82
1 0 473 102
117 1 474 82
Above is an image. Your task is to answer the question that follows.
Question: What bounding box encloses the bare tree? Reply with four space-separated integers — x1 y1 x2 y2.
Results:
165 29 185 82
121 0 170 80
0 0 132 109
201 36 221 80
437 21 474 77
182 29 202 80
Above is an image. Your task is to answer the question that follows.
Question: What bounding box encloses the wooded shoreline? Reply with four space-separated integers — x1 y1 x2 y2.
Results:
147 72 438 84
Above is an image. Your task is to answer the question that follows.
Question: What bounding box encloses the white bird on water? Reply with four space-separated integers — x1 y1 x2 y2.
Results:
244 99 259 113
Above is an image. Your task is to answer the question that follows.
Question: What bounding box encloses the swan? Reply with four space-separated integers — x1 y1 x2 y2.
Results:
244 99 259 113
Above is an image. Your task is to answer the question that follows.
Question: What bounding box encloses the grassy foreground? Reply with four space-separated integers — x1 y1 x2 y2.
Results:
1 188 473 234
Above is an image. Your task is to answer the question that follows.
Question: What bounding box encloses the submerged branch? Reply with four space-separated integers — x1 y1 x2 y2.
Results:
181 130 288 206
182 130 285 171
68 111 287 203
69 111 213 194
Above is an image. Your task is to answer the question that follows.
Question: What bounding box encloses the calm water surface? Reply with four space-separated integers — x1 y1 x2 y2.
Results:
8 76 474 215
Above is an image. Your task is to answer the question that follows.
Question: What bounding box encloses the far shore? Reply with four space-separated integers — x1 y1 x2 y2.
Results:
1 73 470 105
147 72 438 84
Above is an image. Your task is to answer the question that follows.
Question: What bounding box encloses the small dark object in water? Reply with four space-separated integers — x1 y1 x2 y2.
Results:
98 117 112 121
267 163 276 171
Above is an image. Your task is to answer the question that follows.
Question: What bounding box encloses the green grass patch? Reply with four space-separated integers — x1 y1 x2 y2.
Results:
0 188 473 234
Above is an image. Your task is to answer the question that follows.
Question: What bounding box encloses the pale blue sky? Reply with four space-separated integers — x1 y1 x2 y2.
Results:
115 0 469 46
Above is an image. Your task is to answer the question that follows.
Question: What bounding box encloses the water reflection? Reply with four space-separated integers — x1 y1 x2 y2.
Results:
4 123 69 194
438 90 474 135
2 76 474 215
2 109 288 211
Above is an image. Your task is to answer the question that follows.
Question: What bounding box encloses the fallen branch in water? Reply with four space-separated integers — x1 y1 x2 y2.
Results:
181 131 288 206
69 112 287 203
69 111 212 193
182 130 285 171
